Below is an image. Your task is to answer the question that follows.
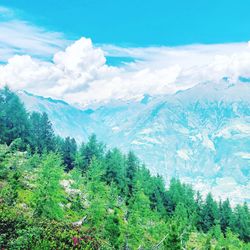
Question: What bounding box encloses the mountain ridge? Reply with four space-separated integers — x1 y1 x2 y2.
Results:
18 79 250 205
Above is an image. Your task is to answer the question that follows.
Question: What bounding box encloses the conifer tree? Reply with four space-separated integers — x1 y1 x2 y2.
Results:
104 148 126 192
80 134 104 172
219 198 233 234
164 203 191 249
0 87 250 249
40 112 55 152
201 193 219 232
0 87 29 146
231 203 250 242
127 186 155 248
195 191 204 230
33 153 64 220
125 151 139 196
29 112 55 153
61 137 77 171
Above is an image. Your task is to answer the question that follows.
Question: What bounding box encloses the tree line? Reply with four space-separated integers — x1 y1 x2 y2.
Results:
0 86 249 249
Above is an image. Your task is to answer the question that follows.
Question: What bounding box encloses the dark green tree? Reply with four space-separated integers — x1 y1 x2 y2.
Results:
61 137 77 171
201 193 219 232
195 191 204 231
231 203 250 242
29 112 55 153
125 151 139 197
40 112 55 152
104 148 126 192
219 198 233 234
79 134 105 172
134 167 167 216
167 179 197 222
0 87 29 147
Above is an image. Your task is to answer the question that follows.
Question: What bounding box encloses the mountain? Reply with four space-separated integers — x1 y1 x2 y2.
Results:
18 90 109 142
18 79 250 205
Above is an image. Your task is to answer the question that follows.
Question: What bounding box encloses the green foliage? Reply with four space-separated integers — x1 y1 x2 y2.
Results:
163 203 191 249
9 138 24 152
0 144 9 179
231 203 250 242
219 198 233 234
104 148 126 192
33 153 64 220
85 159 108 228
0 88 249 249
78 134 105 172
125 151 139 197
201 193 220 232
0 86 29 146
61 136 77 171
29 112 56 153
1 167 21 205
0 205 101 249
0 205 34 249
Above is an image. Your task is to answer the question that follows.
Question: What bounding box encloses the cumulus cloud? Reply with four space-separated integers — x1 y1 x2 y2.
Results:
52 38 115 95
1 7 250 106
2 36 250 106
0 37 118 101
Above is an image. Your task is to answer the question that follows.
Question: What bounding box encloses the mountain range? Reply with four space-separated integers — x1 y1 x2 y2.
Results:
18 78 250 205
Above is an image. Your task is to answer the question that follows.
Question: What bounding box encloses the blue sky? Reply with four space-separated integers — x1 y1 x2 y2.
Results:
1 1 250 105
1 0 250 46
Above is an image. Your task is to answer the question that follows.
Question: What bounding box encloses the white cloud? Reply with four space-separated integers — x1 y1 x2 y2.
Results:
51 38 115 95
0 20 69 61
0 37 118 101
0 6 69 62
1 7 250 106
2 37 250 106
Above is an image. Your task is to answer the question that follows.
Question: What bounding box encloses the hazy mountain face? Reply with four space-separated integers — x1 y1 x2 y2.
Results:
18 80 250 205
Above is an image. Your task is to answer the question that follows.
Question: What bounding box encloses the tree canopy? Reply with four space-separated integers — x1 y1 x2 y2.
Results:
0 88 249 249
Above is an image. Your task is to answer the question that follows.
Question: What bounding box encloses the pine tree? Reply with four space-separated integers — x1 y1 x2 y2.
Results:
80 134 105 172
127 185 156 248
84 158 109 237
33 153 64 220
125 151 139 197
104 148 126 192
104 184 125 249
29 112 55 153
40 112 55 152
195 191 204 231
1 88 250 249
61 137 77 171
201 193 219 232
29 112 42 152
163 203 191 249
222 229 246 249
231 203 250 242
219 198 232 234
0 87 29 146
135 168 167 216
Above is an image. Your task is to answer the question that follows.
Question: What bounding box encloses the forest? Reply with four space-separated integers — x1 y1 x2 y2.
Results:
0 86 249 249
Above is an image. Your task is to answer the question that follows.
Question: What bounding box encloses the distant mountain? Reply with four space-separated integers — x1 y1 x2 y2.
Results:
18 79 250 205
18 90 109 142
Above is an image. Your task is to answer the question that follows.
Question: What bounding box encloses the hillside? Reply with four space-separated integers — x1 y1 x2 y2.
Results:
18 79 250 205
1 87 250 249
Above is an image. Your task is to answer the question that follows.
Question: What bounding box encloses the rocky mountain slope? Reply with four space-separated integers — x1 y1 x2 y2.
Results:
18 79 250 204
